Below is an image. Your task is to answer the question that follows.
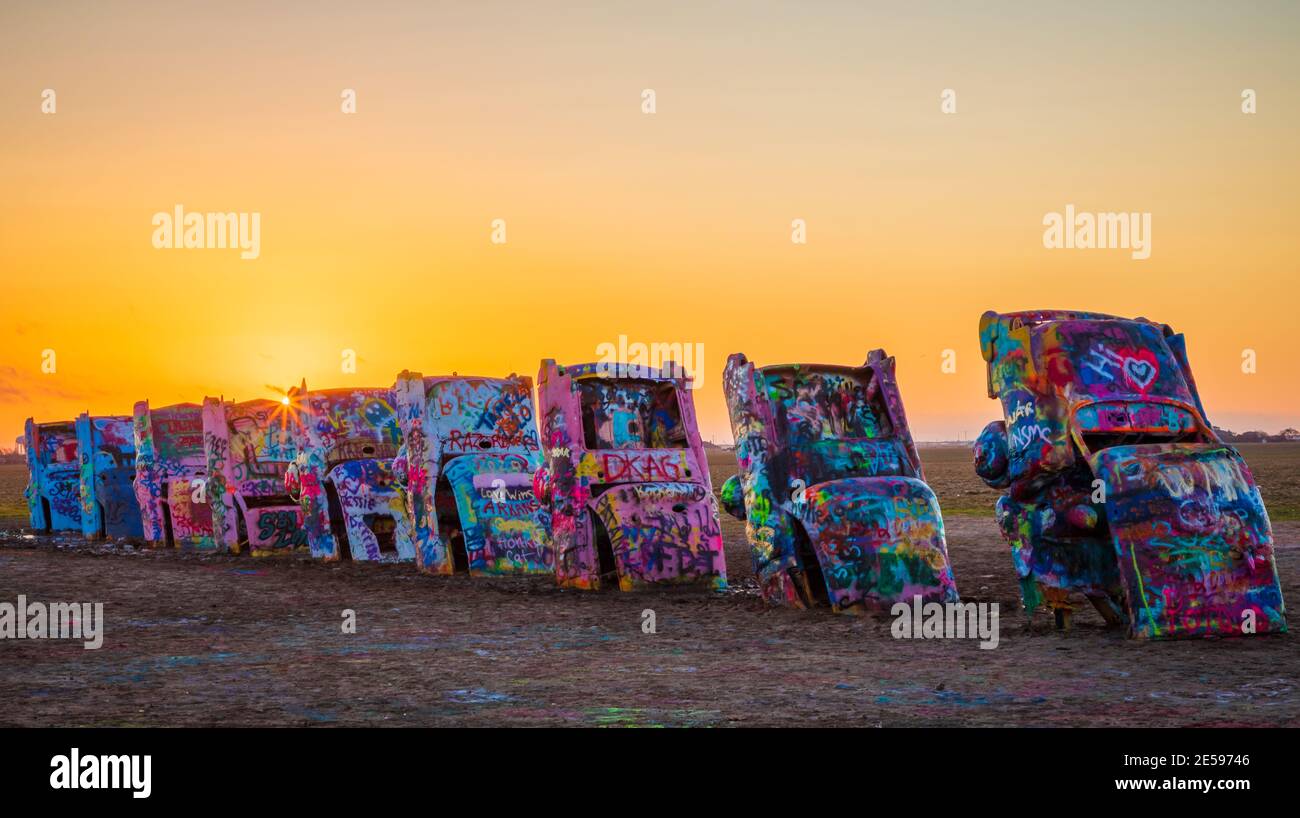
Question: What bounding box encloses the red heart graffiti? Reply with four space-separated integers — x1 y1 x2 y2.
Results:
1121 349 1159 393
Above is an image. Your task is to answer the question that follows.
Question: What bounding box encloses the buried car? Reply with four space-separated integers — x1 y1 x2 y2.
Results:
22 418 82 533
284 384 414 562
75 413 142 539
393 372 552 575
974 309 1287 638
721 351 959 613
133 401 214 549
203 397 307 555
533 359 727 591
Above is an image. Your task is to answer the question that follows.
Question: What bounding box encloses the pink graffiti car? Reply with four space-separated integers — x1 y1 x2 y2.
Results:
283 383 414 562
133 401 215 549
203 397 307 555
532 359 727 591
393 372 552 575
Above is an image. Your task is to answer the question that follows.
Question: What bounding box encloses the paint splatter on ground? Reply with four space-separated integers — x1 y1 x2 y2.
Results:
0 515 1294 727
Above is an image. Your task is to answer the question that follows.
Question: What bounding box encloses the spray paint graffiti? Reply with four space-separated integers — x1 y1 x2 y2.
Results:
133 401 214 549
75 413 142 539
975 310 1287 638
22 418 83 533
203 397 307 555
393 372 552 576
284 384 414 562
720 351 959 612
533 360 726 591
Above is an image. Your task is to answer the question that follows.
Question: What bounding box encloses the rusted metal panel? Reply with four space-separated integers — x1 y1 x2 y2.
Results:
203 397 307 555
22 418 82 533
132 401 214 549
74 413 141 539
534 360 726 591
393 372 552 576
975 310 1287 637
721 351 958 612
284 384 413 562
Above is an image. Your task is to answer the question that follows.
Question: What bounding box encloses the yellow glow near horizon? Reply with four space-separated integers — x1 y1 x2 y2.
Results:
1 2 1298 448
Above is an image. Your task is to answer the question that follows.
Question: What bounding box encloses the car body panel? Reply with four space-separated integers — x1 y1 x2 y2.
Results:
75 413 141 539
800 477 958 610
976 309 1287 637
444 453 551 574
326 457 413 561
394 372 551 575
22 418 82 533
536 360 726 591
589 481 722 589
288 384 413 562
723 350 958 612
1091 443 1286 638
203 397 307 555
133 401 214 549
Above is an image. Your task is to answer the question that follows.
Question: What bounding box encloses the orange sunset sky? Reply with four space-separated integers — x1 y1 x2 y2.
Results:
2 1 1298 446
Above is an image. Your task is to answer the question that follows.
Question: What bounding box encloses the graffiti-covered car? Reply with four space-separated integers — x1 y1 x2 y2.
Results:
203 397 306 555
133 401 214 549
974 309 1287 638
532 359 726 591
75 413 142 539
721 351 959 612
393 372 552 575
22 418 82 533
284 384 413 562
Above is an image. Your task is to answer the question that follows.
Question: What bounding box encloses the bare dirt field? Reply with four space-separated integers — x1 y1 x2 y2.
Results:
0 450 1296 727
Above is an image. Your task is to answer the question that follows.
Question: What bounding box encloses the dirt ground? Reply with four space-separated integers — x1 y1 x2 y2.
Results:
1 511 1295 727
